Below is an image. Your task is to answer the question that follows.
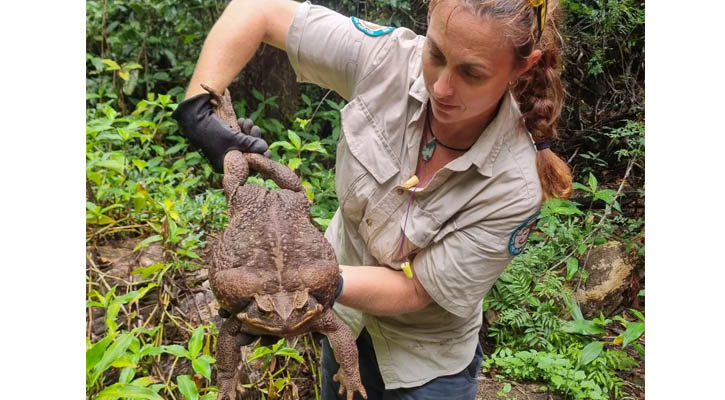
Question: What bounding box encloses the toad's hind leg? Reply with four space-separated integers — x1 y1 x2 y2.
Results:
245 153 303 192
311 310 367 400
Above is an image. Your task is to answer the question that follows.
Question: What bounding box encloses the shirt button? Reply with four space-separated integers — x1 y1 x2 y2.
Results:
396 188 404 195
366 218 373 226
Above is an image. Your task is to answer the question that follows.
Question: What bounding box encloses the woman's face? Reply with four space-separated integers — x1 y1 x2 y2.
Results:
422 1 523 125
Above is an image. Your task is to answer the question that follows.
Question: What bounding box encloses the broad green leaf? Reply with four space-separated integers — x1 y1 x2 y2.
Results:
123 62 143 70
96 382 163 400
561 319 604 335
273 378 286 391
588 172 598 193
622 322 644 347
248 346 274 362
177 375 199 400
111 354 137 369
105 302 121 333
132 262 165 278
579 341 604 365
189 326 204 358
288 157 302 171
268 141 295 151
119 366 136 383
87 214 115 225
301 141 328 154
594 189 615 204
638 289 645 297
131 376 159 387
132 159 147 171
192 357 212 381
572 182 591 193
86 333 116 373
115 283 157 304
163 344 189 358
566 257 579 281
118 70 130 81
629 308 645 322
287 130 301 150
274 347 304 363
134 235 162 252
93 332 135 377
573 370 586 380
139 344 164 357
593 236 607 245
102 59 121 71
95 158 126 174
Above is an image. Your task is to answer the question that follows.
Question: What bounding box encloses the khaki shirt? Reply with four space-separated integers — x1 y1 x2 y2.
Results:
286 2 542 389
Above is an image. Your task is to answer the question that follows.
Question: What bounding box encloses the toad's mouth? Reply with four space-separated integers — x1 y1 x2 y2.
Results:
237 303 324 333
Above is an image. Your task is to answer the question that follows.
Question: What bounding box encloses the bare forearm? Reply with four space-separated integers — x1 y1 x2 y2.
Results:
185 0 298 98
337 265 433 316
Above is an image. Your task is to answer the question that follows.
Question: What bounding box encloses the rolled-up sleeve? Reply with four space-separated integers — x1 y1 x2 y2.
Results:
414 223 513 319
285 2 395 100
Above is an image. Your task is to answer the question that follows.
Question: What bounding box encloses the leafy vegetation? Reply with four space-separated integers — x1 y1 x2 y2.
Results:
86 0 644 399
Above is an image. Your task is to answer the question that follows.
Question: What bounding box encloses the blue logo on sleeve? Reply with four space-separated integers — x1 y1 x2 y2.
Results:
351 16 394 37
508 211 540 256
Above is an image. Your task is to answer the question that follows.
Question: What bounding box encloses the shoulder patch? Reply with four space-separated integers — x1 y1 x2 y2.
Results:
508 211 540 256
351 16 394 37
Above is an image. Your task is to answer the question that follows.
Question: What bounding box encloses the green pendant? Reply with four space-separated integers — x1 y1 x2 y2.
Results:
422 138 436 161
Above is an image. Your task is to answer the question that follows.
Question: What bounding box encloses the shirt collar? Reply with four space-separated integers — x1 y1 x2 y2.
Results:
409 82 520 178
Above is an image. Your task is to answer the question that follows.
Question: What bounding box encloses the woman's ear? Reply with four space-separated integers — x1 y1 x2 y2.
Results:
513 49 542 80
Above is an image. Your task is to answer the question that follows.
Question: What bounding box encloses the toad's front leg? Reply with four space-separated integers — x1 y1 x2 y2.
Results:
311 309 367 400
216 317 243 400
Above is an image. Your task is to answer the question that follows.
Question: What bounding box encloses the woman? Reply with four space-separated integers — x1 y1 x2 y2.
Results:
173 0 572 399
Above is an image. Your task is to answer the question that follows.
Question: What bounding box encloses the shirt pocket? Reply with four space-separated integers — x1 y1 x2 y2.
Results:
336 96 400 227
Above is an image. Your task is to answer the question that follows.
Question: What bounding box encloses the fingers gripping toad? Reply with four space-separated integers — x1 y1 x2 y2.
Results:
202 85 366 400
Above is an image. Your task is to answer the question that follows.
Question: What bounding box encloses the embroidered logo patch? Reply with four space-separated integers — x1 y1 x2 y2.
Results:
351 16 394 37
508 211 540 256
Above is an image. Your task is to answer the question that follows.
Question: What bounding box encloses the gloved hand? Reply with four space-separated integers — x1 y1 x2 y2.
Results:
171 93 268 173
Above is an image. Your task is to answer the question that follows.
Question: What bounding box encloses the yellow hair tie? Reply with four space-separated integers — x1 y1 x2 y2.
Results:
529 0 547 40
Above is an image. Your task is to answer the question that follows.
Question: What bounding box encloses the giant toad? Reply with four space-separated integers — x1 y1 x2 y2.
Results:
202 85 366 400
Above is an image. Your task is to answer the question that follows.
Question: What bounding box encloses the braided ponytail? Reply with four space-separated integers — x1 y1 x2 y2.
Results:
512 0 572 200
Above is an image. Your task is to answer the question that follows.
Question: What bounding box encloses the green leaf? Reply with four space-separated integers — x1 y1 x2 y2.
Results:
119 70 130 81
269 141 296 151
192 357 212 381
87 333 117 373
163 344 190 359
301 141 328 154
287 130 302 150
622 322 644 348
594 189 615 204
115 283 157 304
176 375 199 400
561 320 605 335
588 172 598 193
189 326 204 359
638 289 645 297
123 62 144 70
132 262 165 278
274 347 304 363
248 346 274 362
96 382 163 400
134 235 162 252
629 308 645 322
566 257 579 281
93 332 135 377
102 59 121 71
572 182 591 193
288 158 302 171
579 341 604 365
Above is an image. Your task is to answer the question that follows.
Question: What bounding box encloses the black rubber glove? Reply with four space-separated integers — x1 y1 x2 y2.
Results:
171 93 268 173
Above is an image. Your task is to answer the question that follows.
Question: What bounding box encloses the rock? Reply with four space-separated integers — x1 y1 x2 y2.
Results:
573 241 636 318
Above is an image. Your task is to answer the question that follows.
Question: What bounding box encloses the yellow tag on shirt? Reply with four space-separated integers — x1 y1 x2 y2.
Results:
401 261 413 279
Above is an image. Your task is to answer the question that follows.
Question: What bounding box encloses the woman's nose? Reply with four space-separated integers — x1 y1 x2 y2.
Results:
433 69 454 99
